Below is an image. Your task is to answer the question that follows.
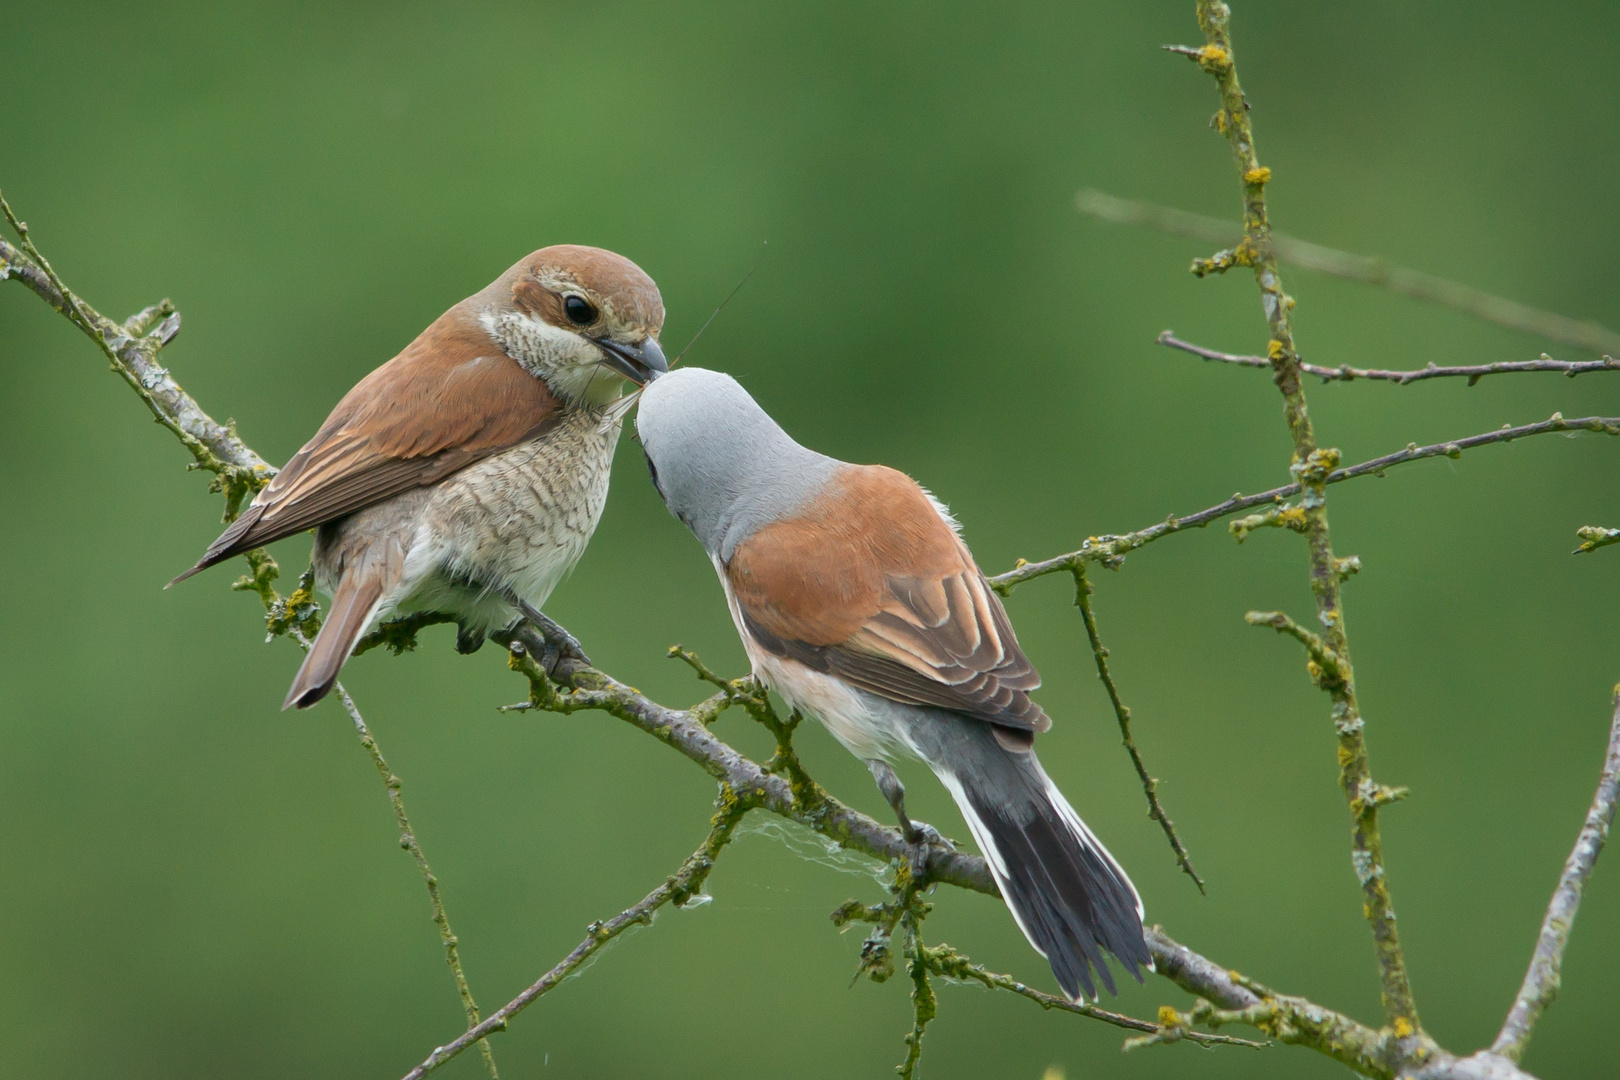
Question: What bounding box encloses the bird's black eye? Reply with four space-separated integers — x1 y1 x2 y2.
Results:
564 295 597 326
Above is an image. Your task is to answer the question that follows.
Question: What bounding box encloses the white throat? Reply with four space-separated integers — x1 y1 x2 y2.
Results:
480 309 627 407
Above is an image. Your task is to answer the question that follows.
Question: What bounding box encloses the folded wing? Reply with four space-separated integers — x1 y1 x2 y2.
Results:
727 464 1048 733
172 308 560 583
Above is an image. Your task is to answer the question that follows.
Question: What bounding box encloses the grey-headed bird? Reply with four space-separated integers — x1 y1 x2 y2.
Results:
172 246 667 709
635 367 1148 1000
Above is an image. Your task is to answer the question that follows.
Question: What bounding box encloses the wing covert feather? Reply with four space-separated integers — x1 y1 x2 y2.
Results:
183 307 560 574
728 465 1048 732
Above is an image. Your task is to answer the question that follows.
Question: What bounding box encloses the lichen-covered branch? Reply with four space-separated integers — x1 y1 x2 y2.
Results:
352 611 462 658
1181 0 1420 1034
488 630 1537 1077
1573 527 1620 555
1146 929 1536 1080
509 642 1260 1069
1491 690 1620 1063
896 904 936 1079
1 196 272 517
989 411 1620 591
1158 332 1620 386
921 940 1262 1048
1076 189 1620 357
1070 564 1203 891
500 637 993 893
1245 610 1351 689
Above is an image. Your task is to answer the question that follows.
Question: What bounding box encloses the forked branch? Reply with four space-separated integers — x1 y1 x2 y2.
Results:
400 802 748 1080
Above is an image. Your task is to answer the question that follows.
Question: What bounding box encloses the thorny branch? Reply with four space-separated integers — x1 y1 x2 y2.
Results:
1076 188 1620 357
1158 331 1620 386
989 411 1620 591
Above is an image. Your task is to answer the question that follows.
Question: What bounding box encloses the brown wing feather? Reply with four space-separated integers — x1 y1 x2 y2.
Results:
728 465 1048 732
176 305 560 580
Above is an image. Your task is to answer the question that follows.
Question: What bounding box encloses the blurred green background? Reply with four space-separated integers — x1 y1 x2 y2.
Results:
3 2 1618 1077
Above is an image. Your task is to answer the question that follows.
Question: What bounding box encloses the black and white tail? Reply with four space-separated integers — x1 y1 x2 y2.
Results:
917 713 1149 1000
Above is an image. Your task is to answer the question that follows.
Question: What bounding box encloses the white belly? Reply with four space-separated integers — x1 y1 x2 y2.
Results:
402 409 618 629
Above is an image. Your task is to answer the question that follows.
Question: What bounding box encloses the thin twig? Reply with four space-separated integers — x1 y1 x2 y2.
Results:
1071 564 1204 892
399 805 749 1080
668 644 736 692
332 676 499 1078
1573 527 1620 556
923 942 1263 1048
1076 188 1620 356
1157 332 1620 386
0 191 100 339
1244 611 1350 689
1181 1 1420 1033
990 412 1620 591
1491 689 1620 1063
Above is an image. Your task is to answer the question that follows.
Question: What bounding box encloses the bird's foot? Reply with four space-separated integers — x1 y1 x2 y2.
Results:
491 590 591 674
897 819 959 888
514 601 591 667
902 819 956 852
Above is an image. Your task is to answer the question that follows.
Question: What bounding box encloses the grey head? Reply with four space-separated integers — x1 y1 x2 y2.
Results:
635 367 842 561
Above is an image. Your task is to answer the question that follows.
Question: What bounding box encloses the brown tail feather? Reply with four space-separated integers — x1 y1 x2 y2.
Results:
283 571 386 710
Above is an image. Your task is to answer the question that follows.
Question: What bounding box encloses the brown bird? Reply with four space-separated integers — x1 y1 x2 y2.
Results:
635 368 1148 1001
172 246 666 709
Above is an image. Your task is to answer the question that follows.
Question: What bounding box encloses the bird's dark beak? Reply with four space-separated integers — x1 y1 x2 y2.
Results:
592 335 668 385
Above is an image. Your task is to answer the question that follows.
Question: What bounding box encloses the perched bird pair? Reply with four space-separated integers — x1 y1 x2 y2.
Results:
175 249 1148 1000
